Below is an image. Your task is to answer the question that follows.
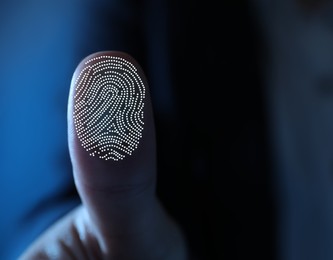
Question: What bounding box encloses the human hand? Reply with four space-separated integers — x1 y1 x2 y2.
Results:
19 51 188 260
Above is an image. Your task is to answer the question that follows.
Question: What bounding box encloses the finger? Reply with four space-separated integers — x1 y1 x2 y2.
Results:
19 206 98 260
67 51 164 256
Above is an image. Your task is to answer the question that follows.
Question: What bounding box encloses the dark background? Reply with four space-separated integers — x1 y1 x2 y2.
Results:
156 2 275 259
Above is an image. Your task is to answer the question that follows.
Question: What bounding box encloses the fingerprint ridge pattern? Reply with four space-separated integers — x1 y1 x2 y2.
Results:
73 55 145 161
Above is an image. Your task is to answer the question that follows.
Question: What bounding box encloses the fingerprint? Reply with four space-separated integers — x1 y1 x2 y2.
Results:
73 55 145 161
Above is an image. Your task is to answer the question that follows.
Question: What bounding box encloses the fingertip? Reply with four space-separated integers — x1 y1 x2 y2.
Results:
68 50 156 200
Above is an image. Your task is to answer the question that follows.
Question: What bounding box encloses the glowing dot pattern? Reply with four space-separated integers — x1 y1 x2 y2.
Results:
73 55 145 161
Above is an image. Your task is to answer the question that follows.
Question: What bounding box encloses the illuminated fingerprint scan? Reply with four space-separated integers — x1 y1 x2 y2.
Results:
73 55 145 161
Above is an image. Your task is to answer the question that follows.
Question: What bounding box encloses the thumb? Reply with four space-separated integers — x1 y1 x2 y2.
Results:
68 51 167 257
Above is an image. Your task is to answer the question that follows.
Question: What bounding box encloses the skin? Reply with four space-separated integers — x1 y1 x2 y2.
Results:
19 51 188 260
